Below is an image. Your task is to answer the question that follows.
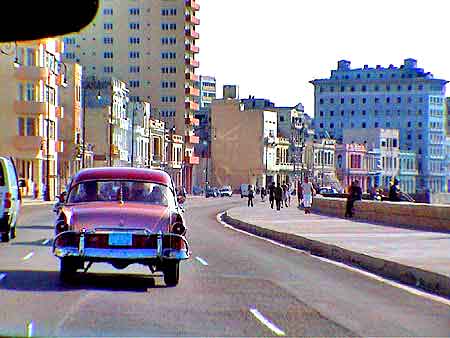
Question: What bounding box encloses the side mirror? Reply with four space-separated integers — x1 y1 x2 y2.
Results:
18 179 26 188
59 192 67 203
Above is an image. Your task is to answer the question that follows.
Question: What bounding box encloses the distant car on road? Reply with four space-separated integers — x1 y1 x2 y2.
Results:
318 187 339 195
52 167 190 286
0 156 23 242
205 187 219 198
219 186 233 197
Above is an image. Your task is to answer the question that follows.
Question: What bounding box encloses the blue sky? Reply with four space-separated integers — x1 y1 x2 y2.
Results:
197 0 450 115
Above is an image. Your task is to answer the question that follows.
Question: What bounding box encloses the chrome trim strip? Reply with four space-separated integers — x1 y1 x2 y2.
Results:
53 247 189 260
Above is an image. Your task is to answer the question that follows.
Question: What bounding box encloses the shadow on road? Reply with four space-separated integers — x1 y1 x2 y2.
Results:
11 239 53 247
0 270 163 292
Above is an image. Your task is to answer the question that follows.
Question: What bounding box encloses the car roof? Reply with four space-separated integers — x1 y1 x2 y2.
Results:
71 167 172 186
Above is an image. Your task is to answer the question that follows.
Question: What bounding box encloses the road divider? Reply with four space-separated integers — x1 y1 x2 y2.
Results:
195 256 208 266
249 308 285 336
22 252 34 261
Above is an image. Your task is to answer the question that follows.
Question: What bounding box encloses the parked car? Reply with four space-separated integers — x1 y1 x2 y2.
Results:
192 185 204 196
219 186 233 197
52 167 190 286
318 187 339 195
240 184 250 198
0 157 24 242
205 187 219 198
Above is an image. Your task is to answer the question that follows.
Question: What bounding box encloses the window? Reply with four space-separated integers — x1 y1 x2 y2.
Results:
362 85 367 92
330 110 334 116
386 97 390 103
351 98 355 104
104 23 113 30
362 98 366 104
330 98 334 103
129 66 140 73
340 86 345 92
26 83 35 101
129 51 140 59
319 123 324 128
340 110 344 116
340 98 344 104
129 80 140 88
103 37 113 44
319 98 324 104
397 97 401 103
129 37 141 44
65 52 75 59
330 123 334 128
161 37 176 45
103 66 114 73
362 122 366 128
374 122 379 128
161 8 177 16
103 51 113 59
161 66 176 74
129 8 140 15
103 8 113 15
129 22 140 30
319 111 324 116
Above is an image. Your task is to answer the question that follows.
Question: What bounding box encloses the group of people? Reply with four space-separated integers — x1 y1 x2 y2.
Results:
246 178 316 214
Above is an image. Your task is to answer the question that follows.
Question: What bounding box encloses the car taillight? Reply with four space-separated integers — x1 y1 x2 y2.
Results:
171 222 186 236
4 192 11 209
163 235 186 250
54 233 80 247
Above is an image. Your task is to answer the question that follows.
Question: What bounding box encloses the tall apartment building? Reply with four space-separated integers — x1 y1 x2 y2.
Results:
311 59 448 193
0 39 66 200
63 0 200 192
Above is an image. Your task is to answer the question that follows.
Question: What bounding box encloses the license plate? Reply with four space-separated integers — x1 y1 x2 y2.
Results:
108 233 132 246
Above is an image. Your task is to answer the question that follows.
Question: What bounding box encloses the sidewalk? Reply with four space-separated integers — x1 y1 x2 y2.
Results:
21 197 55 206
223 200 450 298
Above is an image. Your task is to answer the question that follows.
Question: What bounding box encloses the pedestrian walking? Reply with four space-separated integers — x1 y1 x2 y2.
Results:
260 186 266 202
274 182 283 211
297 180 303 208
268 182 275 209
345 180 362 218
301 177 315 214
247 184 254 207
281 181 288 208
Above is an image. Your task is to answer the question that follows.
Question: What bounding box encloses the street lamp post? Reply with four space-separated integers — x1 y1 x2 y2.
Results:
130 102 138 167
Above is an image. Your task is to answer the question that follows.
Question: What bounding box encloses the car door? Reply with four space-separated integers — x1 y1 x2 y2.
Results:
6 158 20 226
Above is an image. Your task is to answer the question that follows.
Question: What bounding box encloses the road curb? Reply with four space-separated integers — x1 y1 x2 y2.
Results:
222 211 450 299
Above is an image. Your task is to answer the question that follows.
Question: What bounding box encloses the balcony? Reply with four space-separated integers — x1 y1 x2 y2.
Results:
185 28 200 39
185 135 200 144
172 134 184 143
185 87 200 96
56 140 64 153
185 116 200 126
185 58 200 68
12 135 43 153
55 106 64 119
185 101 199 111
168 160 182 169
56 73 67 87
184 155 200 165
14 100 47 115
185 43 200 53
185 13 200 25
185 72 199 82
185 0 200 11
14 66 48 81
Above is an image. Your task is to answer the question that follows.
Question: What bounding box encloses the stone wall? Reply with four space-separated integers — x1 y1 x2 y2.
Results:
312 197 450 232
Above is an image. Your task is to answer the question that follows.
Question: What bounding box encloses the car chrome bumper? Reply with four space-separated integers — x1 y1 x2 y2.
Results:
52 230 190 261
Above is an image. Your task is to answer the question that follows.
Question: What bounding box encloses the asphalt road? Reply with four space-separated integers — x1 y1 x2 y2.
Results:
0 196 449 337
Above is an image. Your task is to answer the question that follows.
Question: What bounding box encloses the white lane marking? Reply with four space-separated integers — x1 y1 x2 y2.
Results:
27 321 34 337
249 308 285 336
0 273 6 281
195 256 208 266
22 252 34 261
217 212 450 307
42 239 50 245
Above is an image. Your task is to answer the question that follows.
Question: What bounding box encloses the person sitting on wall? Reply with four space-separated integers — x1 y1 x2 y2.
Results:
345 180 362 218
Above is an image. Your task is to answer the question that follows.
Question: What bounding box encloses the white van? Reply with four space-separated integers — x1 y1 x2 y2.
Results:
0 157 23 242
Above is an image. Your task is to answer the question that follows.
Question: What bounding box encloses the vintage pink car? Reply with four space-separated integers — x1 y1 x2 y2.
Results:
52 167 189 286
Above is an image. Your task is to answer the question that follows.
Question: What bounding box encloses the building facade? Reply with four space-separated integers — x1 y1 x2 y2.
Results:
83 77 130 167
304 139 338 189
398 150 418 194
63 0 200 192
335 143 369 192
58 63 85 191
344 128 400 191
210 98 279 190
311 59 448 192
0 39 66 200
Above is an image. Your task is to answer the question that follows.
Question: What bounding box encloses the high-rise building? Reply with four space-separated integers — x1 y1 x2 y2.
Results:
311 59 448 192
63 0 200 192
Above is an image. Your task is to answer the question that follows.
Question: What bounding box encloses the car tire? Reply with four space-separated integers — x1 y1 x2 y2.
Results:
60 258 79 282
163 261 179 287
241 195 243 198
1 232 9 243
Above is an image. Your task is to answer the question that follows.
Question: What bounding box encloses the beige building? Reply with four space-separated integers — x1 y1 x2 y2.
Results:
0 39 66 200
304 138 338 188
210 98 280 190
58 63 86 191
62 0 200 192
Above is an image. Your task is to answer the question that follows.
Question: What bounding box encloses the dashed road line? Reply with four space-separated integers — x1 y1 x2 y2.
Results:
42 239 50 245
249 308 285 336
195 256 208 266
0 273 6 281
22 252 35 261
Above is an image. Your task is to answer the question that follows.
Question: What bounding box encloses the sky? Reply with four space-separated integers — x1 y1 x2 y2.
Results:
196 0 450 116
